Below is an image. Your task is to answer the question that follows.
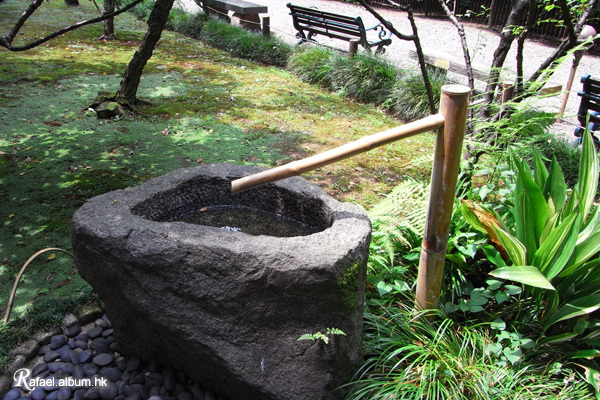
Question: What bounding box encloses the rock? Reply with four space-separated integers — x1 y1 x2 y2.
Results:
9 339 40 359
84 387 100 400
86 327 103 340
79 350 93 364
32 363 49 377
62 313 79 328
99 381 119 400
56 387 72 400
2 388 21 400
162 368 176 392
90 338 110 354
73 389 86 400
73 365 86 380
50 335 68 350
65 325 82 338
69 349 81 365
30 387 47 400
92 354 113 367
99 367 121 382
82 363 99 377
72 164 370 400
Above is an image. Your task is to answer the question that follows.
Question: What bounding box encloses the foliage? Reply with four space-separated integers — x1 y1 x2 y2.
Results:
130 3 292 67
0 291 100 371
345 303 592 399
297 328 346 344
196 18 292 67
384 69 447 121
288 47 444 120
462 128 600 396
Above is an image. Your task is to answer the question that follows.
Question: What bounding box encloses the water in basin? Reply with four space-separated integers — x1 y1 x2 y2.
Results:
175 205 321 237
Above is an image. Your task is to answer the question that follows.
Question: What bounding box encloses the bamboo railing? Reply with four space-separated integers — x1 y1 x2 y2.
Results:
231 85 471 310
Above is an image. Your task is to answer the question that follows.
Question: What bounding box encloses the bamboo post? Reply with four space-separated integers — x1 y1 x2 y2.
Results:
231 114 445 194
415 84 471 312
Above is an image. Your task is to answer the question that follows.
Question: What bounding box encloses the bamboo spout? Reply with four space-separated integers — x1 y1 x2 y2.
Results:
231 113 445 194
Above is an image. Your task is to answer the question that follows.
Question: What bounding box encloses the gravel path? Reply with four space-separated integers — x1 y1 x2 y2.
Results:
177 0 599 139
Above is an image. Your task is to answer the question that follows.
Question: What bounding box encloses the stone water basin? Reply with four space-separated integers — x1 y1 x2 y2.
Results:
71 163 371 400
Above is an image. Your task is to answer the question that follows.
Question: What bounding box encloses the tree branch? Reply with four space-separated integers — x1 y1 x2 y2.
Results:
437 0 474 91
357 0 436 114
526 0 597 85
0 0 145 51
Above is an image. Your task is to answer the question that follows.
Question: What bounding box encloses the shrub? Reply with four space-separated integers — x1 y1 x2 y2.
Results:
384 69 447 121
198 18 292 67
287 46 335 87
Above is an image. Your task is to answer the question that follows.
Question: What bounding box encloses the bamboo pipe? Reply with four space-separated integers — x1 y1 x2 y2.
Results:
231 113 445 194
415 84 471 312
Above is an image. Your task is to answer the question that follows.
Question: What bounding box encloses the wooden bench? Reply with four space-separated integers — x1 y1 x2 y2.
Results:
203 0 268 31
408 50 562 96
574 74 600 138
287 3 392 54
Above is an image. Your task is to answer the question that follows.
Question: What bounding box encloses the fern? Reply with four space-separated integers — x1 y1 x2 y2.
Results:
298 328 346 345
368 179 429 244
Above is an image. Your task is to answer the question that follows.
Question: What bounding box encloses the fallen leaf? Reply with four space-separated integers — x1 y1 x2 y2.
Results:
47 253 56 261
8 214 14 219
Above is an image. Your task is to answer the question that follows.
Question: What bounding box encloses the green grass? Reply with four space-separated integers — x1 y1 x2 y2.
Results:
0 0 435 331
345 303 594 400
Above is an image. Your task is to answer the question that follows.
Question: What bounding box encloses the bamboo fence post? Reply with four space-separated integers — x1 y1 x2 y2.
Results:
415 84 471 312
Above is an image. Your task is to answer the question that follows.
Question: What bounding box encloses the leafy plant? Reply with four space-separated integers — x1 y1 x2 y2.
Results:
297 328 346 345
462 128 600 395
346 303 592 399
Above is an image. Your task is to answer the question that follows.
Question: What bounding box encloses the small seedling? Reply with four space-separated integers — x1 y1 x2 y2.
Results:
298 328 346 345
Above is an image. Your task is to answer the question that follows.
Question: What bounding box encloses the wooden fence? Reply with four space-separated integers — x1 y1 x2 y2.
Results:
368 0 597 42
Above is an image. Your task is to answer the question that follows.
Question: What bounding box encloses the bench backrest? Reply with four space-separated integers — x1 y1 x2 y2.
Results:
577 74 600 128
287 4 366 42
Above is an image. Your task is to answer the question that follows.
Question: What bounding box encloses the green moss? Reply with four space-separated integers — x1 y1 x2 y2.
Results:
338 261 365 312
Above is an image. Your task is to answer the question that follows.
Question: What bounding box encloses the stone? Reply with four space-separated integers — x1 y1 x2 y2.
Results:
84 387 100 400
73 365 86 380
50 335 67 350
99 382 118 400
62 313 79 328
82 363 99 377
65 324 82 338
69 349 81 365
32 363 49 377
30 387 47 400
99 367 121 382
9 339 40 359
92 354 113 367
72 164 371 400
79 350 93 364
162 368 176 392
86 327 103 340
56 387 72 400
5 355 26 374
2 388 21 400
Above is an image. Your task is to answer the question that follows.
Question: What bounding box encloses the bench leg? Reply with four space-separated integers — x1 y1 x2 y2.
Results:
231 12 261 31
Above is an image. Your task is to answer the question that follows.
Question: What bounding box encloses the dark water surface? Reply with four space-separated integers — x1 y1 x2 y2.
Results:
176 205 321 237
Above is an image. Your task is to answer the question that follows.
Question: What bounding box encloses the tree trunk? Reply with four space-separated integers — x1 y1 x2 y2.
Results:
114 0 175 106
64 0 79 6
479 0 531 119
488 0 499 29
101 0 116 40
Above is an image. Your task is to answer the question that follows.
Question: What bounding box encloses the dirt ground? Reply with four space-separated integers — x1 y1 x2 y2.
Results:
178 0 599 139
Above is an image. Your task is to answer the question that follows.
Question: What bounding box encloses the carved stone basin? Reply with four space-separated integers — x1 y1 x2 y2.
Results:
71 163 371 400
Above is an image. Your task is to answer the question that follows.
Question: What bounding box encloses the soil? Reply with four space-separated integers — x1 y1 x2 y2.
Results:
176 0 599 141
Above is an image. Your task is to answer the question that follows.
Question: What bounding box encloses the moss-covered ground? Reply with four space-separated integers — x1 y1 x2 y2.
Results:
0 0 435 321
